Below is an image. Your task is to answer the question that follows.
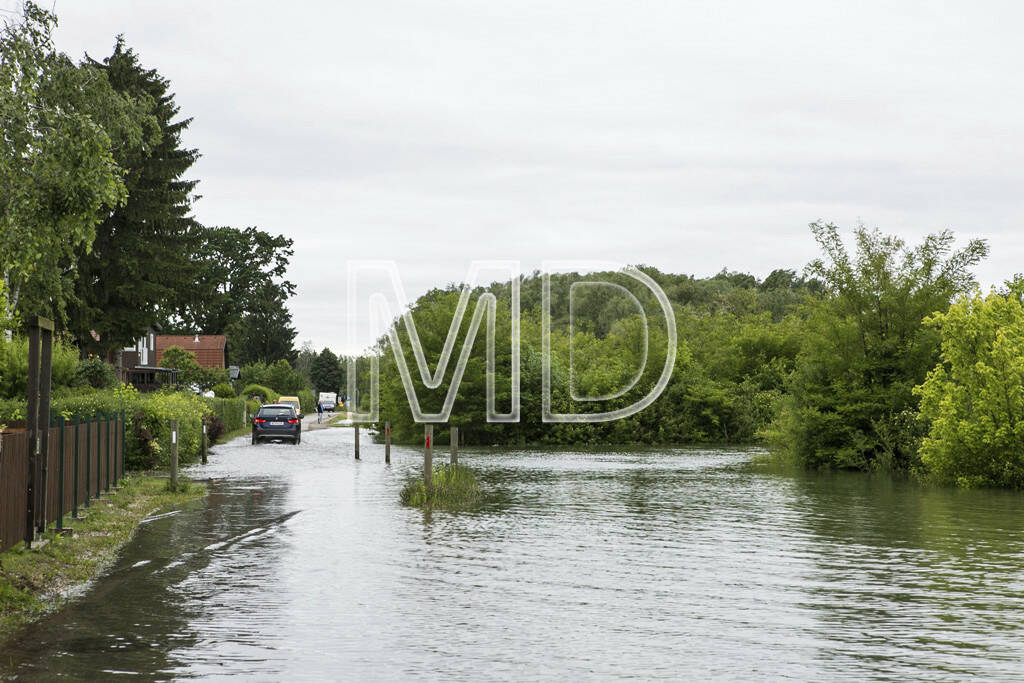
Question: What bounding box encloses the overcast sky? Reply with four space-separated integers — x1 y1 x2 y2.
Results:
40 1 1024 354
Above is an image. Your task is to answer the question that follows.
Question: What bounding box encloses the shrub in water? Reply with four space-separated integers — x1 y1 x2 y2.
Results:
400 465 482 509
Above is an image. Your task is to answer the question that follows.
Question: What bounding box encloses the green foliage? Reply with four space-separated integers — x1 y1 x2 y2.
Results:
211 382 236 399
73 357 119 389
46 384 207 469
240 384 278 403
400 465 482 509
1 3 146 324
374 268 802 447
915 282 1024 488
168 226 297 365
67 38 200 355
237 360 306 395
202 395 246 433
0 336 80 399
297 389 315 414
771 223 988 471
158 345 227 390
310 348 344 394
245 398 262 418
0 278 13 334
226 282 297 367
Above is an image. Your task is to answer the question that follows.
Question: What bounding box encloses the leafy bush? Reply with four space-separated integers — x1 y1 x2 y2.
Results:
916 283 1024 488
0 397 25 422
50 384 210 470
245 398 261 420
298 389 315 414
73 357 119 389
160 345 230 390
203 395 246 433
0 336 80 399
238 360 308 396
240 384 278 403
204 413 227 444
211 382 236 399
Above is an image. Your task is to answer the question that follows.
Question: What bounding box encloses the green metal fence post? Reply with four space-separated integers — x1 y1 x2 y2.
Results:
120 408 126 481
105 412 111 493
57 415 65 531
73 415 80 519
94 412 101 499
84 414 91 508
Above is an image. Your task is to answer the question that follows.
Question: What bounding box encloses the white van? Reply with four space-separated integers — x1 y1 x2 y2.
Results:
319 392 338 411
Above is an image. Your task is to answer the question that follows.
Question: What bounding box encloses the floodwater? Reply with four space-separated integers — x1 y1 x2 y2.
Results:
4 427 1024 681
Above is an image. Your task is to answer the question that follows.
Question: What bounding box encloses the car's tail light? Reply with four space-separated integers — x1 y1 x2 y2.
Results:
254 418 266 424
287 418 299 424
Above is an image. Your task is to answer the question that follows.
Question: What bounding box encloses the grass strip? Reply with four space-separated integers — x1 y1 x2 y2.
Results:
400 464 482 510
0 475 206 646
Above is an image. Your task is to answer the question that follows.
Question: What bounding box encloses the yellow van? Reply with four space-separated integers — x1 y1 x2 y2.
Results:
278 395 303 419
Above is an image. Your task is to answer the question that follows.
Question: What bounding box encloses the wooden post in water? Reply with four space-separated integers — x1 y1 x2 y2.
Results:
354 422 360 459
424 424 433 491
450 426 458 466
384 421 391 464
201 423 208 464
170 420 179 492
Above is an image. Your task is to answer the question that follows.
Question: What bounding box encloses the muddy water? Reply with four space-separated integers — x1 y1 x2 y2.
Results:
4 427 1024 680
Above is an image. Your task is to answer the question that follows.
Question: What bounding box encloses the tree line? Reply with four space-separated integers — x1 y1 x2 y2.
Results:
1 3 295 365
367 223 1024 489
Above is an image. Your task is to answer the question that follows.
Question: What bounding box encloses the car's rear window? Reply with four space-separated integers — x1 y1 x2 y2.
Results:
258 407 294 418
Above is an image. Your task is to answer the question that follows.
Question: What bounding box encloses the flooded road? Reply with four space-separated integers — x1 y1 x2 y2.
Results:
5 427 1024 680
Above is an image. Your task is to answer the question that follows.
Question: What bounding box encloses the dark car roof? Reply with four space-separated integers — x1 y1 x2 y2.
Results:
258 404 295 411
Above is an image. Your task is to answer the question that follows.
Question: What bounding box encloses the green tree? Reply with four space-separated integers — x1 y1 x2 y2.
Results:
264 358 307 395
1 3 142 324
159 344 227 390
225 281 297 365
67 37 200 354
915 281 1024 488
771 223 988 471
310 348 343 394
293 340 316 387
173 225 295 334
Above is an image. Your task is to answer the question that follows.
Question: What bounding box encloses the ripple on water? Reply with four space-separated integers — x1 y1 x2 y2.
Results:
4 429 1024 681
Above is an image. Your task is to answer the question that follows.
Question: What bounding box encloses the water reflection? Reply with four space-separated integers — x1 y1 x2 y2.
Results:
787 471 1024 679
3 431 1023 681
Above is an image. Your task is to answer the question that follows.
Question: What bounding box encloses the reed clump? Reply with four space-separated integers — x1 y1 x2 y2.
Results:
400 464 481 509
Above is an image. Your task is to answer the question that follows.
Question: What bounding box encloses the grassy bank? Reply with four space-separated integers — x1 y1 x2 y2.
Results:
0 475 206 645
400 464 482 510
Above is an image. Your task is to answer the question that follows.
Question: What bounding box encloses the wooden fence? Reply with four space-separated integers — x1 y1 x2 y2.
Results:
0 412 125 553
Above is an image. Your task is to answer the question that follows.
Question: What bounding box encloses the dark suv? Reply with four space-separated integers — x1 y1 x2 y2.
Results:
252 404 301 445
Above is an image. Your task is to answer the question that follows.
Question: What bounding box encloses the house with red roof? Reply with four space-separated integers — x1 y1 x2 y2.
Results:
155 334 228 370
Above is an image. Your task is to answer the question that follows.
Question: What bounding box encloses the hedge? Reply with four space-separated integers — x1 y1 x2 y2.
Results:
240 384 278 403
1 385 211 471
203 395 247 433
298 389 315 414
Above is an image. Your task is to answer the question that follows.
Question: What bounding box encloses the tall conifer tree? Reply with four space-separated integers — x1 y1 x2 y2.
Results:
68 37 201 353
